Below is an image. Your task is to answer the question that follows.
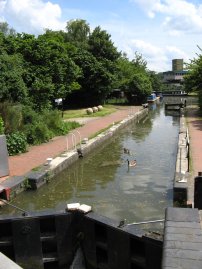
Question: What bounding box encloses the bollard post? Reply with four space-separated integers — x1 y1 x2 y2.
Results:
194 172 202 209
0 135 9 177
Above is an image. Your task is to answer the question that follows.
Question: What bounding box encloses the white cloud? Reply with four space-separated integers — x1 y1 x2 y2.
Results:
130 0 163 18
103 16 190 71
119 38 188 71
0 0 6 20
131 0 202 34
127 39 169 71
0 0 6 10
0 0 66 34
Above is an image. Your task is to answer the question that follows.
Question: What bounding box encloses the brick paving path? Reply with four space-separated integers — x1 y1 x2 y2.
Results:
0 106 141 182
185 107 202 203
187 108 202 178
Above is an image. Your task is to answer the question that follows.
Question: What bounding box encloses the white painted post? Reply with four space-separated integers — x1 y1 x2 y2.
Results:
74 130 82 149
69 132 76 151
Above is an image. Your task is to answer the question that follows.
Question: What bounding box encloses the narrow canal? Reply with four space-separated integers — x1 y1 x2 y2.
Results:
1 100 182 230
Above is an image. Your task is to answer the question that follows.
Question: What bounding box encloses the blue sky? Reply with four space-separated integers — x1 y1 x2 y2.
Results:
1 0 202 71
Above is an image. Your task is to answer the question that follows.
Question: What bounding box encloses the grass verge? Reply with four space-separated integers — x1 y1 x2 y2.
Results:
62 105 117 119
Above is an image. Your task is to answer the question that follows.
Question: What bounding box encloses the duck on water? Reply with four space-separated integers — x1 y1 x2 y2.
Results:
127 159 137 167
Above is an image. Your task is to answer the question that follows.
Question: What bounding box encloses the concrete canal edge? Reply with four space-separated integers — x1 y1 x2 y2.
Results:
0 108 148 200
173 114 190 207
162 207 202 268
162 109 202 268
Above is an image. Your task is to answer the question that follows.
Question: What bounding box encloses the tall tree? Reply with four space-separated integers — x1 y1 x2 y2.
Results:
69 48 113 106
66 19 90 48
114 53 152 104
0 22 16 36
114 54 136 91
88 26 120 61
0 53 27 103
184 48 202 110
132 52 147 71
127 72 152 104
148 71 162 92
16 33 81 110
184 56 202 93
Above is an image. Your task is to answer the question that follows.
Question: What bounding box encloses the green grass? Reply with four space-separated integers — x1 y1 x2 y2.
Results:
89 120 120 139
62 105 117 119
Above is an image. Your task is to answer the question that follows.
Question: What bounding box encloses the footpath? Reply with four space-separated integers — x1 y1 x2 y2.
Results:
186 107 202 203
0 106 141 183
186 108 202 177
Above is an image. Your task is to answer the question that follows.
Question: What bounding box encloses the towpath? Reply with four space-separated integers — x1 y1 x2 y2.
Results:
186 107 202 203
0 106 141 182
187 108 202 177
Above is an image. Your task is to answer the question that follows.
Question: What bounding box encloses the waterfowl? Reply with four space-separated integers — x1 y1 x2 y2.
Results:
117 219 126 228
123 148 130 154
127 159 137 167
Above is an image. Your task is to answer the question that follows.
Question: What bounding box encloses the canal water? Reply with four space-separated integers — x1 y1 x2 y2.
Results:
1 100 184 230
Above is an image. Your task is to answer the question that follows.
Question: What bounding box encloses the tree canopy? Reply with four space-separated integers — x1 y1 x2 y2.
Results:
184 48 202 110
0 20 162 109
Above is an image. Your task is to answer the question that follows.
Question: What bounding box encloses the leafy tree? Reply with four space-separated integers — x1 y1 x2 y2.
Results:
127 72 152 104
66 19 90 48
114 54 136 91
86 26 120 103
125 53 152 104
148 71 162 92
0 116 4 134
0 53 27 103
42 29 66 44
132 52 147 71
0 33 4 54
88 26 120 61
184 56 202 94
114 53 152 104
29 77 54 111
68 49 113 106
16 34 81 110
184 49 202 110
0 22 16 36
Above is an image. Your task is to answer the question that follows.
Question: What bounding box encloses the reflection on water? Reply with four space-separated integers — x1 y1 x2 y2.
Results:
1 100 180 230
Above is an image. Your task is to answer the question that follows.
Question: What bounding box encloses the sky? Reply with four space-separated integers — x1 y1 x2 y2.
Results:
0 0 202 72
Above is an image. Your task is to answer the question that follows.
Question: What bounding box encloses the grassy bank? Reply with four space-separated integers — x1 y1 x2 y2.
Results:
63 105 117 119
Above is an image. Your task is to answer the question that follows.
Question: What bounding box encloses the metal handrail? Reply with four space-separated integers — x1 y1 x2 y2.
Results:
0 199 28 216
68 132 76 151
127 219 164 226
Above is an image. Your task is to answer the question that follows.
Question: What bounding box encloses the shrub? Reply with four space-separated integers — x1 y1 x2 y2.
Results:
65 121 81 133
41 110 81 136
42 110 63 135
24 122 53 145
0 102 23 133
22 105 39 125
6 132 27 156
199 91 202 113
0 116 5 134
1 103 82 155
